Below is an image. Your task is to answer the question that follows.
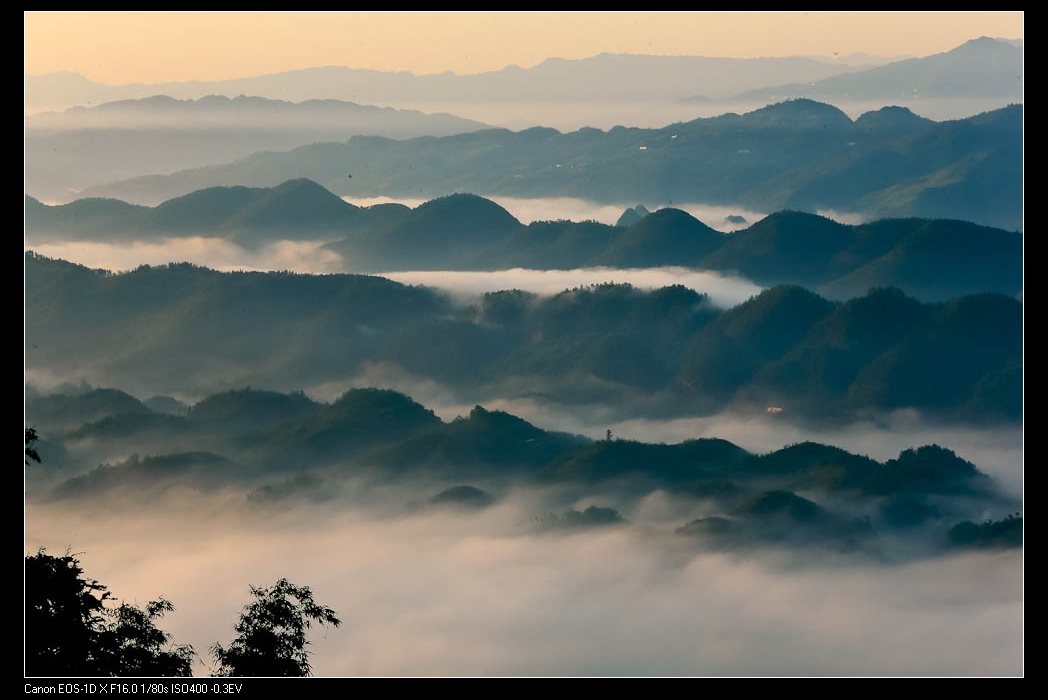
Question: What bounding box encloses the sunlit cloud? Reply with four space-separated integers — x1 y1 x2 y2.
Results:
381 267 763 308
28 238 347 275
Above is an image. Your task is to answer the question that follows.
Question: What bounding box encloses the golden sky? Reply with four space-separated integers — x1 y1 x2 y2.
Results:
25 11 1023 85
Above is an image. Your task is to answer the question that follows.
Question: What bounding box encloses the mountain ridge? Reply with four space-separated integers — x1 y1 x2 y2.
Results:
59 100 1021 232
25 251 1023 425
25 179 1023 302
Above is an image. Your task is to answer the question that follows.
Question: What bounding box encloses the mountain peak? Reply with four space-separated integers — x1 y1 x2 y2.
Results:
412 193 521 230
744 99 853 128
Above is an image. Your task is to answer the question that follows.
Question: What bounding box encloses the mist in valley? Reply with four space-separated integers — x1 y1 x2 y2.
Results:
25 474 1023 677
25 194 778 274
24 338 1024 676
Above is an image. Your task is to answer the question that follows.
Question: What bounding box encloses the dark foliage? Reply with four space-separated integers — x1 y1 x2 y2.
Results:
210 578 341 677
24 549 194 677
947 513 1023 549
26 426 41 465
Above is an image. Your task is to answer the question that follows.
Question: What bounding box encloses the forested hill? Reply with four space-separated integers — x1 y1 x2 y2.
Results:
24 382 1022 559
26 182 1022 303
25 253 1023 425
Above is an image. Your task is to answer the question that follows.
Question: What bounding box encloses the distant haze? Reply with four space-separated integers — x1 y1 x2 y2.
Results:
25 12 1022 84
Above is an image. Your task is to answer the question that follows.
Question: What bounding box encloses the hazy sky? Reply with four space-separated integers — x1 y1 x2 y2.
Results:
25 11 1023 85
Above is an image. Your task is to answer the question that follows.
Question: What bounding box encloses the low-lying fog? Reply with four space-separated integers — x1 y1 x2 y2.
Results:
26 480 1023 677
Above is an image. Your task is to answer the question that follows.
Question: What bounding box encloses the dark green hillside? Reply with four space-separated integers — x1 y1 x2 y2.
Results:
707 285 838 353
533 283 653 339
25 387 152 435
845 293 1023 413
220 178 362 240
69 412 190 441
147 184 268 231
739 441 992 498
875 445 988 495
947 513 1023 549
145 178 369 245
409 192 522 232
820 219 1023 301
957 361 1023 422
701 211 852 284
741 99 854 130
475 289 539 328
852 106 935 133
597 208 724 268
186 388 320 433
678 488 877 553
360 405 587 477
24 195 149 240
247 388 440 473
493 219 618 269
542 437 749 485
730 489 825 521
744 287 931 407
382 318 519 384
331 192 522 270
678 286 836 399
483 283 717 393
740 441 882 494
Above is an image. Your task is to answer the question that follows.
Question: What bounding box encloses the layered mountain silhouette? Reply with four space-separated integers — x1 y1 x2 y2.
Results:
57 100 1021 232
26 39 1019 118
720 38 1023 104
25 95 492 203
24 383 1021 558
25 253 1023 424
21 53 882 115
25 180 1023 301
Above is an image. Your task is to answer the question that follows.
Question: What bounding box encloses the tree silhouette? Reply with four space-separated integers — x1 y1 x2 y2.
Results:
93 598 195 676
25 549 109 676
25 426 41 465
24 549 195 677
210 578 341 677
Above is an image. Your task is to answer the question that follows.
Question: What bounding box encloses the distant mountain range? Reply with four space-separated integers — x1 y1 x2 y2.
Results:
24 381 1021 558
58 100 1022 232
22 53 877 115
25 252 1022 424
24 95 492 204
25 38 1020 116
25 180 1023 302
24 38 1023 210
694 37 1024 104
